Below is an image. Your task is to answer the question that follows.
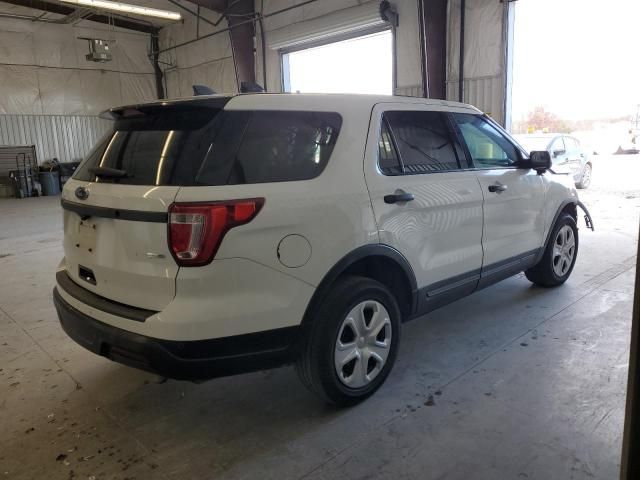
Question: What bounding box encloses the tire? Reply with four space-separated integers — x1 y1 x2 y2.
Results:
525 213 579 287
576 163 592 189
296 275 401 406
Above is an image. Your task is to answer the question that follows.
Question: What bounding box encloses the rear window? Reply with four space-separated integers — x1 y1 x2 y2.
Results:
74 108 342 186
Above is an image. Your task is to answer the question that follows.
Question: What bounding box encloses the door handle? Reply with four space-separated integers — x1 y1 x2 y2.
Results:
488 183 508 193
384 190 415 204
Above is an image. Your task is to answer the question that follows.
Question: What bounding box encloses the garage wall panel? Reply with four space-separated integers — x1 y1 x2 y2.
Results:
446 0 508 123
0 115 109 164
159 6 237 98
0 18 157 116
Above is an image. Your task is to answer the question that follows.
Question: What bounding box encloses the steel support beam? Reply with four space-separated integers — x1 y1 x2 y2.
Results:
188 0 256 91
226 0 256 90
418 0 447 99
185 0 227 13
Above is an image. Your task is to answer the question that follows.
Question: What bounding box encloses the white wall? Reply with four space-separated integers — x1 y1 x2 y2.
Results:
159 6 238 98
0 19 157 115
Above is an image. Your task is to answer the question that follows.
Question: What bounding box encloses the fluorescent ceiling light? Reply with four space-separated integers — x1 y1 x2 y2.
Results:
58 0 182 21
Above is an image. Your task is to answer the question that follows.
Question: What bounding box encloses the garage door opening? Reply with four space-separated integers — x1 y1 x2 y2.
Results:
282 30 393 95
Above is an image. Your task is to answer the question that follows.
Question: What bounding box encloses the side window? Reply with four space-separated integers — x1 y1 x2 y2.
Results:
453 113 519 169
228 111 342 184
384 111 463 173
377 120 402 175
552 137 566 153
564 137 576 151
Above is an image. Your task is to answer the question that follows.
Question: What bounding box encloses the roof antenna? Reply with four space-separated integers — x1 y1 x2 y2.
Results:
193 85 217 96
240 82 265 93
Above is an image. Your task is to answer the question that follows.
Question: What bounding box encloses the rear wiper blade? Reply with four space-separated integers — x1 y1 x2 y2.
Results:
89 166 130 178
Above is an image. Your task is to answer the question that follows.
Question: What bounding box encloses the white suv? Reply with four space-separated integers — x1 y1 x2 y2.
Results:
54 94 593 405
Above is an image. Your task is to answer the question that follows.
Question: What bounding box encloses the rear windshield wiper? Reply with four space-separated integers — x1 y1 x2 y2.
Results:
89 166 130 179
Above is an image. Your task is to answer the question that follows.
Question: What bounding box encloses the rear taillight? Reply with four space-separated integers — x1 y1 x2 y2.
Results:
168 198 264 266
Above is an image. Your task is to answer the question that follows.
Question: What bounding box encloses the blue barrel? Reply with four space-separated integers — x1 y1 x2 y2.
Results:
38 171 61 196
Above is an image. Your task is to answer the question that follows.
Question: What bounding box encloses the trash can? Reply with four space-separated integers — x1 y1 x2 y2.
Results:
38 171 61 196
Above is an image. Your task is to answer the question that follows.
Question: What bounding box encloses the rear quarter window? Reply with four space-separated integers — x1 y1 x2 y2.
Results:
74 109 342 186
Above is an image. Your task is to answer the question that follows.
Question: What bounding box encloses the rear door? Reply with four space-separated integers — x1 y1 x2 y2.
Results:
451 113 545 278
364 103 485 307
61 181 179 311
61 101 229 311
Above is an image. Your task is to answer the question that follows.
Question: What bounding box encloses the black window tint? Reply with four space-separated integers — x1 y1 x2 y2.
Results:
453 113 519 169
74 109 341 186
228 111 341 184
74 108 224 185
378 120 402 175
191 111 251 185
73 134 110 181
384 111 462 173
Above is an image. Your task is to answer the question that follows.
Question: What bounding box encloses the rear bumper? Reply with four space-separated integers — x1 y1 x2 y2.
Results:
53 287 299 380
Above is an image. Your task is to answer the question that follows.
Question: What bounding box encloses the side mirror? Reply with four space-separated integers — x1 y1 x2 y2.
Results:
518 151 551 174
529 150 552 173
553 149 566 157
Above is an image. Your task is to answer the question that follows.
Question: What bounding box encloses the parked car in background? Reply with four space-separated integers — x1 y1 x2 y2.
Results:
515 134 592 189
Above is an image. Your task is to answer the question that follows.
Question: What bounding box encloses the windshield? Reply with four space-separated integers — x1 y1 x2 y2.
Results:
515 136 552 153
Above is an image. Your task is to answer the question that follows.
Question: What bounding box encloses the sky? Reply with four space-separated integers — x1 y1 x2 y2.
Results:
512 0 640 121
286 30 393 95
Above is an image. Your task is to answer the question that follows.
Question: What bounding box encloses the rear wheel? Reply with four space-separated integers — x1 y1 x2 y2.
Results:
525 213 578 287
576 163 592 189
296 276 401 406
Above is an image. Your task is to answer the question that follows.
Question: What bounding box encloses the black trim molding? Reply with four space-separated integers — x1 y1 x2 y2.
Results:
535 200 578 264
415 248 542 318
56 270 157 322
61 199 168 223
53 288 298 381
301 244 419 328
477 249 539 290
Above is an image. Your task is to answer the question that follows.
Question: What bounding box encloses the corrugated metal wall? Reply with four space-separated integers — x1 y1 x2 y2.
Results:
446 74 504 120
395 84 424 97
0 115 109 165
0 146 36 177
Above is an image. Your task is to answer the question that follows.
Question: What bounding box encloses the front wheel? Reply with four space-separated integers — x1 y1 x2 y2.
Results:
525 213 579 287
296 276 401 406
576 163 592 189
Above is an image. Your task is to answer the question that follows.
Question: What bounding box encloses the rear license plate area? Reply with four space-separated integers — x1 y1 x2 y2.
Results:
76 219 97 253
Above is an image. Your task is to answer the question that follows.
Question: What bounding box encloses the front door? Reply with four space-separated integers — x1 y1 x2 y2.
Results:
451 113 546 282
562 136 584 181
364 103 485 311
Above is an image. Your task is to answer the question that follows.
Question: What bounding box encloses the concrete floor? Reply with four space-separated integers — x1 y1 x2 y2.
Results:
0 155 638 480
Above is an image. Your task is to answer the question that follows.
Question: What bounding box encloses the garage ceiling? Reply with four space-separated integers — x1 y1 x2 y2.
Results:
0 0 227 32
